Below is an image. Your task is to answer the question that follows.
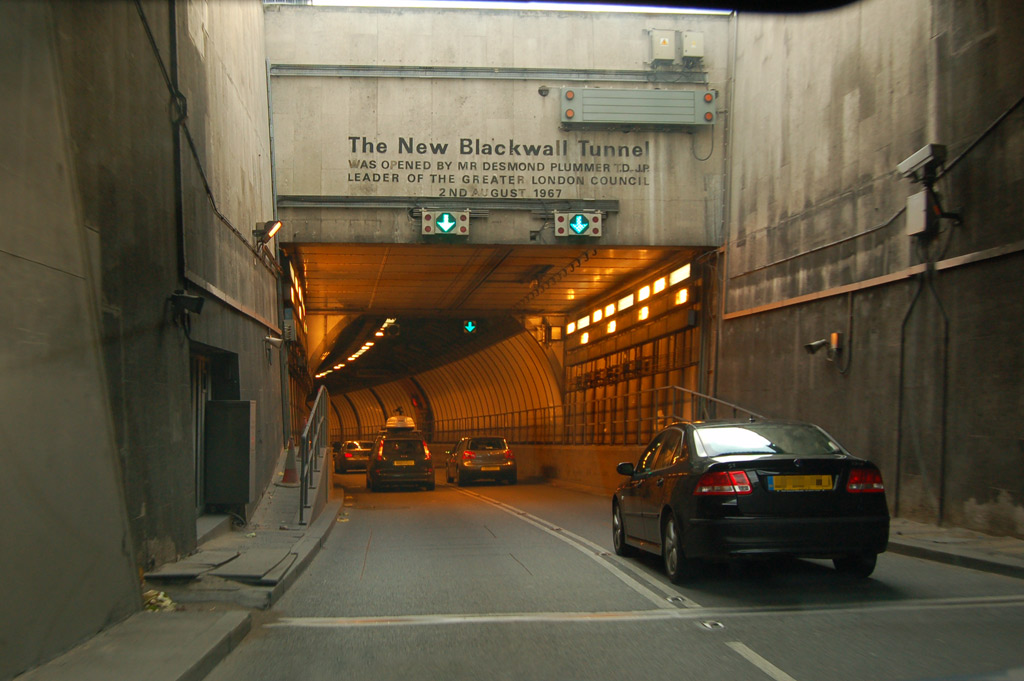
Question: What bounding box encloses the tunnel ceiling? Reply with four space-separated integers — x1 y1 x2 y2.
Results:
281 242 702 392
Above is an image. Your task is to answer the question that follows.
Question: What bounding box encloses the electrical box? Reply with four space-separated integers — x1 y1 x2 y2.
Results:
682 31 705 58
651 30 677 64
561 87 716 127
421 209 470 235
906 189 935 236
553 211 602 237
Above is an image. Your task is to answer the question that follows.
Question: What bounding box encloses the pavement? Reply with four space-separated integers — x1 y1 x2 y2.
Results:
14 485 1024 681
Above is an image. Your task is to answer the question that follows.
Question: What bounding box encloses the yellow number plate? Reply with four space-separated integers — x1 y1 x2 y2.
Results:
393 460 415 467
769 474 833 491
481 466 501 472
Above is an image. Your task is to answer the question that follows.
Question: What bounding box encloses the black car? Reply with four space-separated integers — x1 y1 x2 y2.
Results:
333 440 374 473
446 436 517 486
612 419 889 581
366 433 435 491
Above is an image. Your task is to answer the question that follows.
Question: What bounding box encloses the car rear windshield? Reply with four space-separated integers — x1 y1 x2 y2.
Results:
381 439 425 458
694 424 842 458
469 438 506 450
359 441 374 449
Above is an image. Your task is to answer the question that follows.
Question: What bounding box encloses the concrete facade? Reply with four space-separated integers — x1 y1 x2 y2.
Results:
2 1 281 678
265 5 731 247
718 0 1024 536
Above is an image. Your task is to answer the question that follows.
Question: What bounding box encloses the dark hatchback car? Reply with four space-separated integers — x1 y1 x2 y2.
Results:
333 440 374 473
366 434 435 491
612 419 889 582
446 436 517 485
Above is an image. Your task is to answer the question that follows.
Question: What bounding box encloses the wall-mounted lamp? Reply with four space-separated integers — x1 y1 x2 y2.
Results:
253 220 282 248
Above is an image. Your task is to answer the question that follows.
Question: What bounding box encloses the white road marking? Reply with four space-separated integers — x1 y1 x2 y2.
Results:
454 487 699 609
726 642 800 681
268 594 1024 630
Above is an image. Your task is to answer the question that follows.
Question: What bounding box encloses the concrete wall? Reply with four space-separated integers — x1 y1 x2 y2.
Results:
265 5 731 247
0 4 140 677
1 1 281 677
719 0 1024 537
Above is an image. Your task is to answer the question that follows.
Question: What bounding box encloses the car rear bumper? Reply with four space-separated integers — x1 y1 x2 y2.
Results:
458 462 517 481
371 469 434 485
335 459 369 473
686 515 890 559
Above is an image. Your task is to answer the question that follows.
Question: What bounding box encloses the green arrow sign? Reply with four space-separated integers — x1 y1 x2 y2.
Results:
463 320 477 333
436 212 457 233
569 214 590 234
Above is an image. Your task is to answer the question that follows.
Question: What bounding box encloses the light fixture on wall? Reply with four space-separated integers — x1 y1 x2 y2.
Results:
253 220 282 248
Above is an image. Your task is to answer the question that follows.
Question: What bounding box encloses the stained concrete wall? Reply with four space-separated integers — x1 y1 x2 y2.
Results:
719 0 1024 537
0 4 140 677
2 1 281 677
265 5 731 247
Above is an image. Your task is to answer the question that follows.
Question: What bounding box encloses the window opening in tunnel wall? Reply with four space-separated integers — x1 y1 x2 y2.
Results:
565 326 699 447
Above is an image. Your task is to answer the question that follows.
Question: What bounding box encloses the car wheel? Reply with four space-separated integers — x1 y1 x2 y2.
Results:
507 474 517 485
833 552 877 578
426 481 436 491
662 513 698 583
366 474 375 492
457 468 468 487
611 502 635 557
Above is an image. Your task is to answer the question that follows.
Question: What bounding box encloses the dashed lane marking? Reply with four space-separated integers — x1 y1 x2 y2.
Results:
726 642 800 681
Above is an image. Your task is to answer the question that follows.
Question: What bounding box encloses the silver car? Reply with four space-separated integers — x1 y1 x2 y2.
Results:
446 436 517 486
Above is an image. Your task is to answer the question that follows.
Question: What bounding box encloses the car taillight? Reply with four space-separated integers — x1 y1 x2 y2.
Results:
344 452 353 459
694 470 753 495
375 445 384 461
847 468 885 493
462 450 476 460
423 442 431 460
504 449 514 459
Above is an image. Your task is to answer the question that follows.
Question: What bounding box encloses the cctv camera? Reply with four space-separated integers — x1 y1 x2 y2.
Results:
264 336 284 348
897 144 947 182
804 339 829 354
170 290 204 314
538 85 550 96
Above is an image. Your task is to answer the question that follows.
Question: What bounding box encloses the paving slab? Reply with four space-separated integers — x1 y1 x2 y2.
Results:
144 551 241 581
208 548 295 582
16 611 250 681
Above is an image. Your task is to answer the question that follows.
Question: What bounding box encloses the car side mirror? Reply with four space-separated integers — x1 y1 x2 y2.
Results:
331 442 342 452
616 462 635 477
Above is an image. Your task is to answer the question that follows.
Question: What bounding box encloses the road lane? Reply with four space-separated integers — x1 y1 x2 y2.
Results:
203 477 1024 681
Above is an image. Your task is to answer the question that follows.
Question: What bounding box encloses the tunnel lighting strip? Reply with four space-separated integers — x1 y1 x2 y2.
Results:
567 263 691 338
316 318 398 378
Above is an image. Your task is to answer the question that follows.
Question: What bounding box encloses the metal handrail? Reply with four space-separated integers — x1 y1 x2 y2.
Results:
341 385 764 446
299 385 329 524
